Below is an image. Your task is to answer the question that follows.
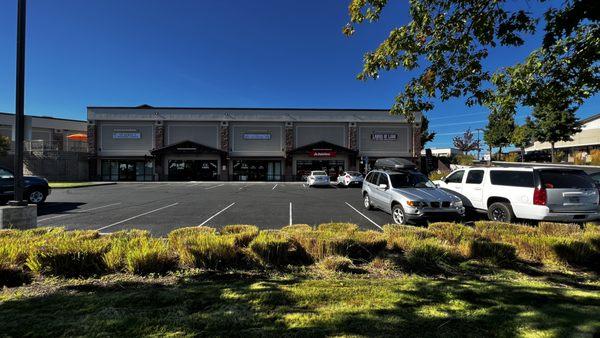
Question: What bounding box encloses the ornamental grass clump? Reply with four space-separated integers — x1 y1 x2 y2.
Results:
26 236 109 277
537 222 582 237
281 224 313 234
249 231 310 266
467 239 517 265
317 222 359 234
428 222 476 246
221 224 259 247
124 237 177 275
172 232 243 270
168 226 217 249
317 255 354 273
403 240 461 273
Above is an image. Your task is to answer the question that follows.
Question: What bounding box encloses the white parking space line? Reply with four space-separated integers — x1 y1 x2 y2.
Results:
37 203 122 222
239 185 248 190
272 184 278 190
97 203 179 231
289 202 292 225
345 202 382 230
199 202 236 226
205 184 225 190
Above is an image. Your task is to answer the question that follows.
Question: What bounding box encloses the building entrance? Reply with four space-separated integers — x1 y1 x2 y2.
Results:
167 160 219 181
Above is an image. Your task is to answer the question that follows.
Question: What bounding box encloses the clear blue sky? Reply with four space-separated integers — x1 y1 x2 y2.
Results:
0 0 597 148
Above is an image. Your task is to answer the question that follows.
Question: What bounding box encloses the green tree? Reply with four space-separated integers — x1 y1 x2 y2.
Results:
511 122 533 162
343 0 598 120
452 128 479 155
483 100 515 160
420 116 436 147
527 102 581 163
0 136 10 157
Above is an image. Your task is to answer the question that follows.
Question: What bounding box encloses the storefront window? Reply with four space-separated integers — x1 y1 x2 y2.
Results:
232 160 281 181
101 160 154 181
168 160 218 181
296 160 344 181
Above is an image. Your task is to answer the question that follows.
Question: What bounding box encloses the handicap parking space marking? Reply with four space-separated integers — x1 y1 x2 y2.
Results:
37 203 123 223
345 202 382 230
96 202 180 232
198 202 236 226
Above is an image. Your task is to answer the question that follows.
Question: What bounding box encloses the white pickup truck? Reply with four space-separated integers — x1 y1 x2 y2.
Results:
436 167 600 223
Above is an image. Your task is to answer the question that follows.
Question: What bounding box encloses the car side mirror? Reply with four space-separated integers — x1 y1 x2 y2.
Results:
378 183 388 190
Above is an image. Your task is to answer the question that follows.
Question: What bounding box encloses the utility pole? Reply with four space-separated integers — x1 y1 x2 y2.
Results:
475 128 484 161
10 0 27 206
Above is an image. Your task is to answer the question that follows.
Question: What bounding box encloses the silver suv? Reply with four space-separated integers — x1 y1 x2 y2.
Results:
361 159 465 224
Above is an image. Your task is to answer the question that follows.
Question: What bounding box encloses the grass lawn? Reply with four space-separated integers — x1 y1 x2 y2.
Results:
49 182 114 189
1 266 599 337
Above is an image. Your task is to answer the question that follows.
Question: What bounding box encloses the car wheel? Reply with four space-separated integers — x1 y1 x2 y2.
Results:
392 204 408 225
487 202 514 223
363 193 373 210
27 189 46 204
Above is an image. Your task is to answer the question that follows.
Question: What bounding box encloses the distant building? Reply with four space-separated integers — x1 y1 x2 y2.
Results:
87 106 422 181
420 148 460 157
525 113 600 161
0 112 87 152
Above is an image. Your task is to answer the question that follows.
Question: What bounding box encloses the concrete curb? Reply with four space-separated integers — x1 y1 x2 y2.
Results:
50 182 118 189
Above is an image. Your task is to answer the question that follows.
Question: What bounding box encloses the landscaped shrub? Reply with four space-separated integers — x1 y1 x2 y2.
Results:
318 255 354 272
428 222 476 245
249 231 309 266
467 239 517 265
384 224 435 252
125 237 177 275
590 149 600 165
174 232 242 269
504 153 519 162
428 171 449 181
346 230 387 261
452 154 474 165
26 237 109 277
221 224 259 247
317 222 358 234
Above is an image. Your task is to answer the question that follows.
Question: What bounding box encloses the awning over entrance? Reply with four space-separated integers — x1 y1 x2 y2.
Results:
288 140 358 157
150 140 226 156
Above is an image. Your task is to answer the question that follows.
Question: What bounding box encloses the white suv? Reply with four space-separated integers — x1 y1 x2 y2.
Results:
437 167 600 223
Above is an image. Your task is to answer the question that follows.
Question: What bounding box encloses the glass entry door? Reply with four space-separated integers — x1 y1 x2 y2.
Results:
168 160 219 181
232 160 282 181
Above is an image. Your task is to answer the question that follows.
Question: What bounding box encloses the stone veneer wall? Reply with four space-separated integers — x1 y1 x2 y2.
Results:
219 123 229 180
284 124 294 179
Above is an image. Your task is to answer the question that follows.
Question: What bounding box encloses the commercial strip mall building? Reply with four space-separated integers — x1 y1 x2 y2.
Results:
87 106 422 181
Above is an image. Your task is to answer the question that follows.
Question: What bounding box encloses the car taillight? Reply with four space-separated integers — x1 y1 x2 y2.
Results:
533 187 547 206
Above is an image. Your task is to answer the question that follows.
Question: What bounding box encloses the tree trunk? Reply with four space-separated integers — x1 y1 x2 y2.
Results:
498 146 502 161
520 147 524 162
487 145 492 166
551 142 555 163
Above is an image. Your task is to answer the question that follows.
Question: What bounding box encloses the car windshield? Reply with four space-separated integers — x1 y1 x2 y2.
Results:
389 172 436 188
312 171 327 176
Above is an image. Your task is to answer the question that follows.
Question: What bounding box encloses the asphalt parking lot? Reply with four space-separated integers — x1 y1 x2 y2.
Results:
37 182 394 236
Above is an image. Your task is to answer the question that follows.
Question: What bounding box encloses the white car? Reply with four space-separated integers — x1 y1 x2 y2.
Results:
437 166 600 223
336 171 364 187
307 170 331 187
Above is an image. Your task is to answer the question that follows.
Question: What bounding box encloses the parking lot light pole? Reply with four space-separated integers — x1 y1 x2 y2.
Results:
9 0 27 206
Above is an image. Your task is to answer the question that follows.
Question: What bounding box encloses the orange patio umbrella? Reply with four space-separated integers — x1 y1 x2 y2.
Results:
67 133 88 141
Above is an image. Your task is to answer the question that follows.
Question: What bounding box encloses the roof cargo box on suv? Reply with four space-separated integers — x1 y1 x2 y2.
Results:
373 158 416 171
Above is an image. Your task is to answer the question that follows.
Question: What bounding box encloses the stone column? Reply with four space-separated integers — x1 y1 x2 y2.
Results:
284 122 294 181
220 122 230 181
153 121 164 181
87 121 98 180
412 123 422 168
348 123 358 170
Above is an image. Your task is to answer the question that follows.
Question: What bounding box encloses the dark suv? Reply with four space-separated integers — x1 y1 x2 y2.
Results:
0 166 51 204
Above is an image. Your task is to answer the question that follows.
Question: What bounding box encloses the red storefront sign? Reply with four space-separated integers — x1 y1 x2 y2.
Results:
309 149 336 157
